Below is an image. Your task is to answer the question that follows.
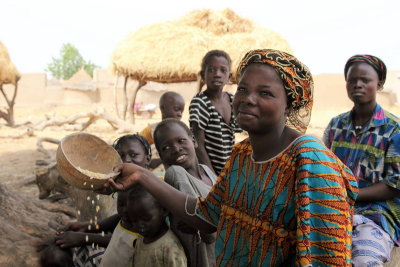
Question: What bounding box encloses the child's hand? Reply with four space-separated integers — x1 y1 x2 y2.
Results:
63 221 89 232
55 231 85 248
105 163 150 191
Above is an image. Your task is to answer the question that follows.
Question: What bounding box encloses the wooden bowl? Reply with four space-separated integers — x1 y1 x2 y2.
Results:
56 132 122 190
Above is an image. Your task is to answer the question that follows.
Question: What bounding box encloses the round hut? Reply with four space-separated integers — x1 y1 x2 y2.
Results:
110 9 292 121
0 42 21 126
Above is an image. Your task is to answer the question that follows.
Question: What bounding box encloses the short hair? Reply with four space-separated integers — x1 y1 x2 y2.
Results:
159 91 184 108
113 134 152 159
200 50 232 74
153 118 193 152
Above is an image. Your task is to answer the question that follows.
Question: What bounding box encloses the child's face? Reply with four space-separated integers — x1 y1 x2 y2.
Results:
117 139 150 168
161 96 185 120
117 191 129 224
127 195 167 241
202 56 231 91
233 64 288 134
156 123 197 169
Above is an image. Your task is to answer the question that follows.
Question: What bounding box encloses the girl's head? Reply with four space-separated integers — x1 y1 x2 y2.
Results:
113 134 151 168
153 119 197 170
38 240 73 267
126 185 168 242
199 50 232 92
344 55 386 105
234 49 313 134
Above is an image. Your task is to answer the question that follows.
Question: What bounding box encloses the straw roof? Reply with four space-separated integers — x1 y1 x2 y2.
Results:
110 9 292 83
0 42 20 85
63 68 96 91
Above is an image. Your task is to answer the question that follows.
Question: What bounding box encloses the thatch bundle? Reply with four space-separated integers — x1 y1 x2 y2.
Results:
111 9 292 83
0 42 20 85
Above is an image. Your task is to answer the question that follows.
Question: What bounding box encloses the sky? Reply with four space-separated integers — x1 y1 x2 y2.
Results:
2 0 400 75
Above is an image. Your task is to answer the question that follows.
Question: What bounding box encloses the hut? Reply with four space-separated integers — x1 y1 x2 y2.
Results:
0 42 20 126
110 8 292 121
62 68 99 104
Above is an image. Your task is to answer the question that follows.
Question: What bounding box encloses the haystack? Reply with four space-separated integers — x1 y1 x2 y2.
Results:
110 8 292 82
0 42 20 85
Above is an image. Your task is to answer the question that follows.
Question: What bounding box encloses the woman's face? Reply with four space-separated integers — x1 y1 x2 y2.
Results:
117 139 150 168
233 64 288 134
346 62 379 106
156 123 197 170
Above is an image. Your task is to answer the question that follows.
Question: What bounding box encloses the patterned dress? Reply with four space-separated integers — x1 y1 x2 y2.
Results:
323 104 400 245
189 92 241 175
196 135 358 266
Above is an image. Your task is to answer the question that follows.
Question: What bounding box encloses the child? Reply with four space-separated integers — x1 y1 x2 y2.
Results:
140 91 185 145
189 50 241 175
154 118 217 267
323 55 400 266
38 240 73 267
127 184 187 267
55 134 151 266
140 91 185 170
107 49 359 266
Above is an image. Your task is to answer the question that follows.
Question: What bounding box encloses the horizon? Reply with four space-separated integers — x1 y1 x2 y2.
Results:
2 0 400 75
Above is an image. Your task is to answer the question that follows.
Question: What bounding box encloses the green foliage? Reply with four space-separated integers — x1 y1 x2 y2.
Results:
46 43 98 80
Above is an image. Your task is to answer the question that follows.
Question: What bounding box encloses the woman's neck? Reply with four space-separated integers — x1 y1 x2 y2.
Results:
249 126 300 162
352 102 376 126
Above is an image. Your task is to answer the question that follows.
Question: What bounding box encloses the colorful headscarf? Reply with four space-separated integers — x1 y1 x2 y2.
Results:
344 54 387 89
236 49 314 133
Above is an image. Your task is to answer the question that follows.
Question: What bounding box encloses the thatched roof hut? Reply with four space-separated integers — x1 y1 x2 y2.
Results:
110 9 292 83
63 68 96 91
0 42 20 85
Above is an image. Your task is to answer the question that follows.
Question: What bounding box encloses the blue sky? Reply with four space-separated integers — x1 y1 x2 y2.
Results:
2 0 399 74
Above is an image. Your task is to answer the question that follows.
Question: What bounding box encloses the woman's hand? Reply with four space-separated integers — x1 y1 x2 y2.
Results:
104 163 151 192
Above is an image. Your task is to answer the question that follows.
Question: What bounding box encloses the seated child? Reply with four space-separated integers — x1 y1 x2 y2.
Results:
128 184 187 267
153 118 217 267
55 134 151 266
38 240 73 267
140 91 185 170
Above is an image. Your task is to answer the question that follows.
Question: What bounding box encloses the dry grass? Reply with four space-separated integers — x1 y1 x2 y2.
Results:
0 42 20 85
110 9 292 83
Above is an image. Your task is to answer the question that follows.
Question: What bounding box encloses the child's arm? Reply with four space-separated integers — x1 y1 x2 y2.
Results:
191 123 215 173
63 214 121 233
55 231 112 248
107 163 216 234
357 182 400 201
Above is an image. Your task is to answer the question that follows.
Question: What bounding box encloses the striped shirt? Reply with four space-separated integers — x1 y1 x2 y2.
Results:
189 92 241 175
323 104 400 245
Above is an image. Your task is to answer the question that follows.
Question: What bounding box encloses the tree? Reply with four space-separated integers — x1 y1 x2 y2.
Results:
46 43 98 80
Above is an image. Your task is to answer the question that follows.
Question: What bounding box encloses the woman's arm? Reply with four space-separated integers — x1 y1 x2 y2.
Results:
358 182 400 201
191 123 215 173
107 163 216 234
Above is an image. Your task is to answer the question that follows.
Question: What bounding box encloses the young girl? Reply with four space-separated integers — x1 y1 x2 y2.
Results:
323 55 400 266
153 118 217 267
55 134 151 267
189 50 241 175
127 184 187 267
106 49 359 266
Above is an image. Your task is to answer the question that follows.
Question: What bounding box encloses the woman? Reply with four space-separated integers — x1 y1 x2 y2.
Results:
324 54 400 266
107 49 358 266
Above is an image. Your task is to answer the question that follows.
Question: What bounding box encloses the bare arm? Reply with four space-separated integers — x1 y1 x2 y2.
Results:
357 182 400 202
191 123 215 173
107 163 216 234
